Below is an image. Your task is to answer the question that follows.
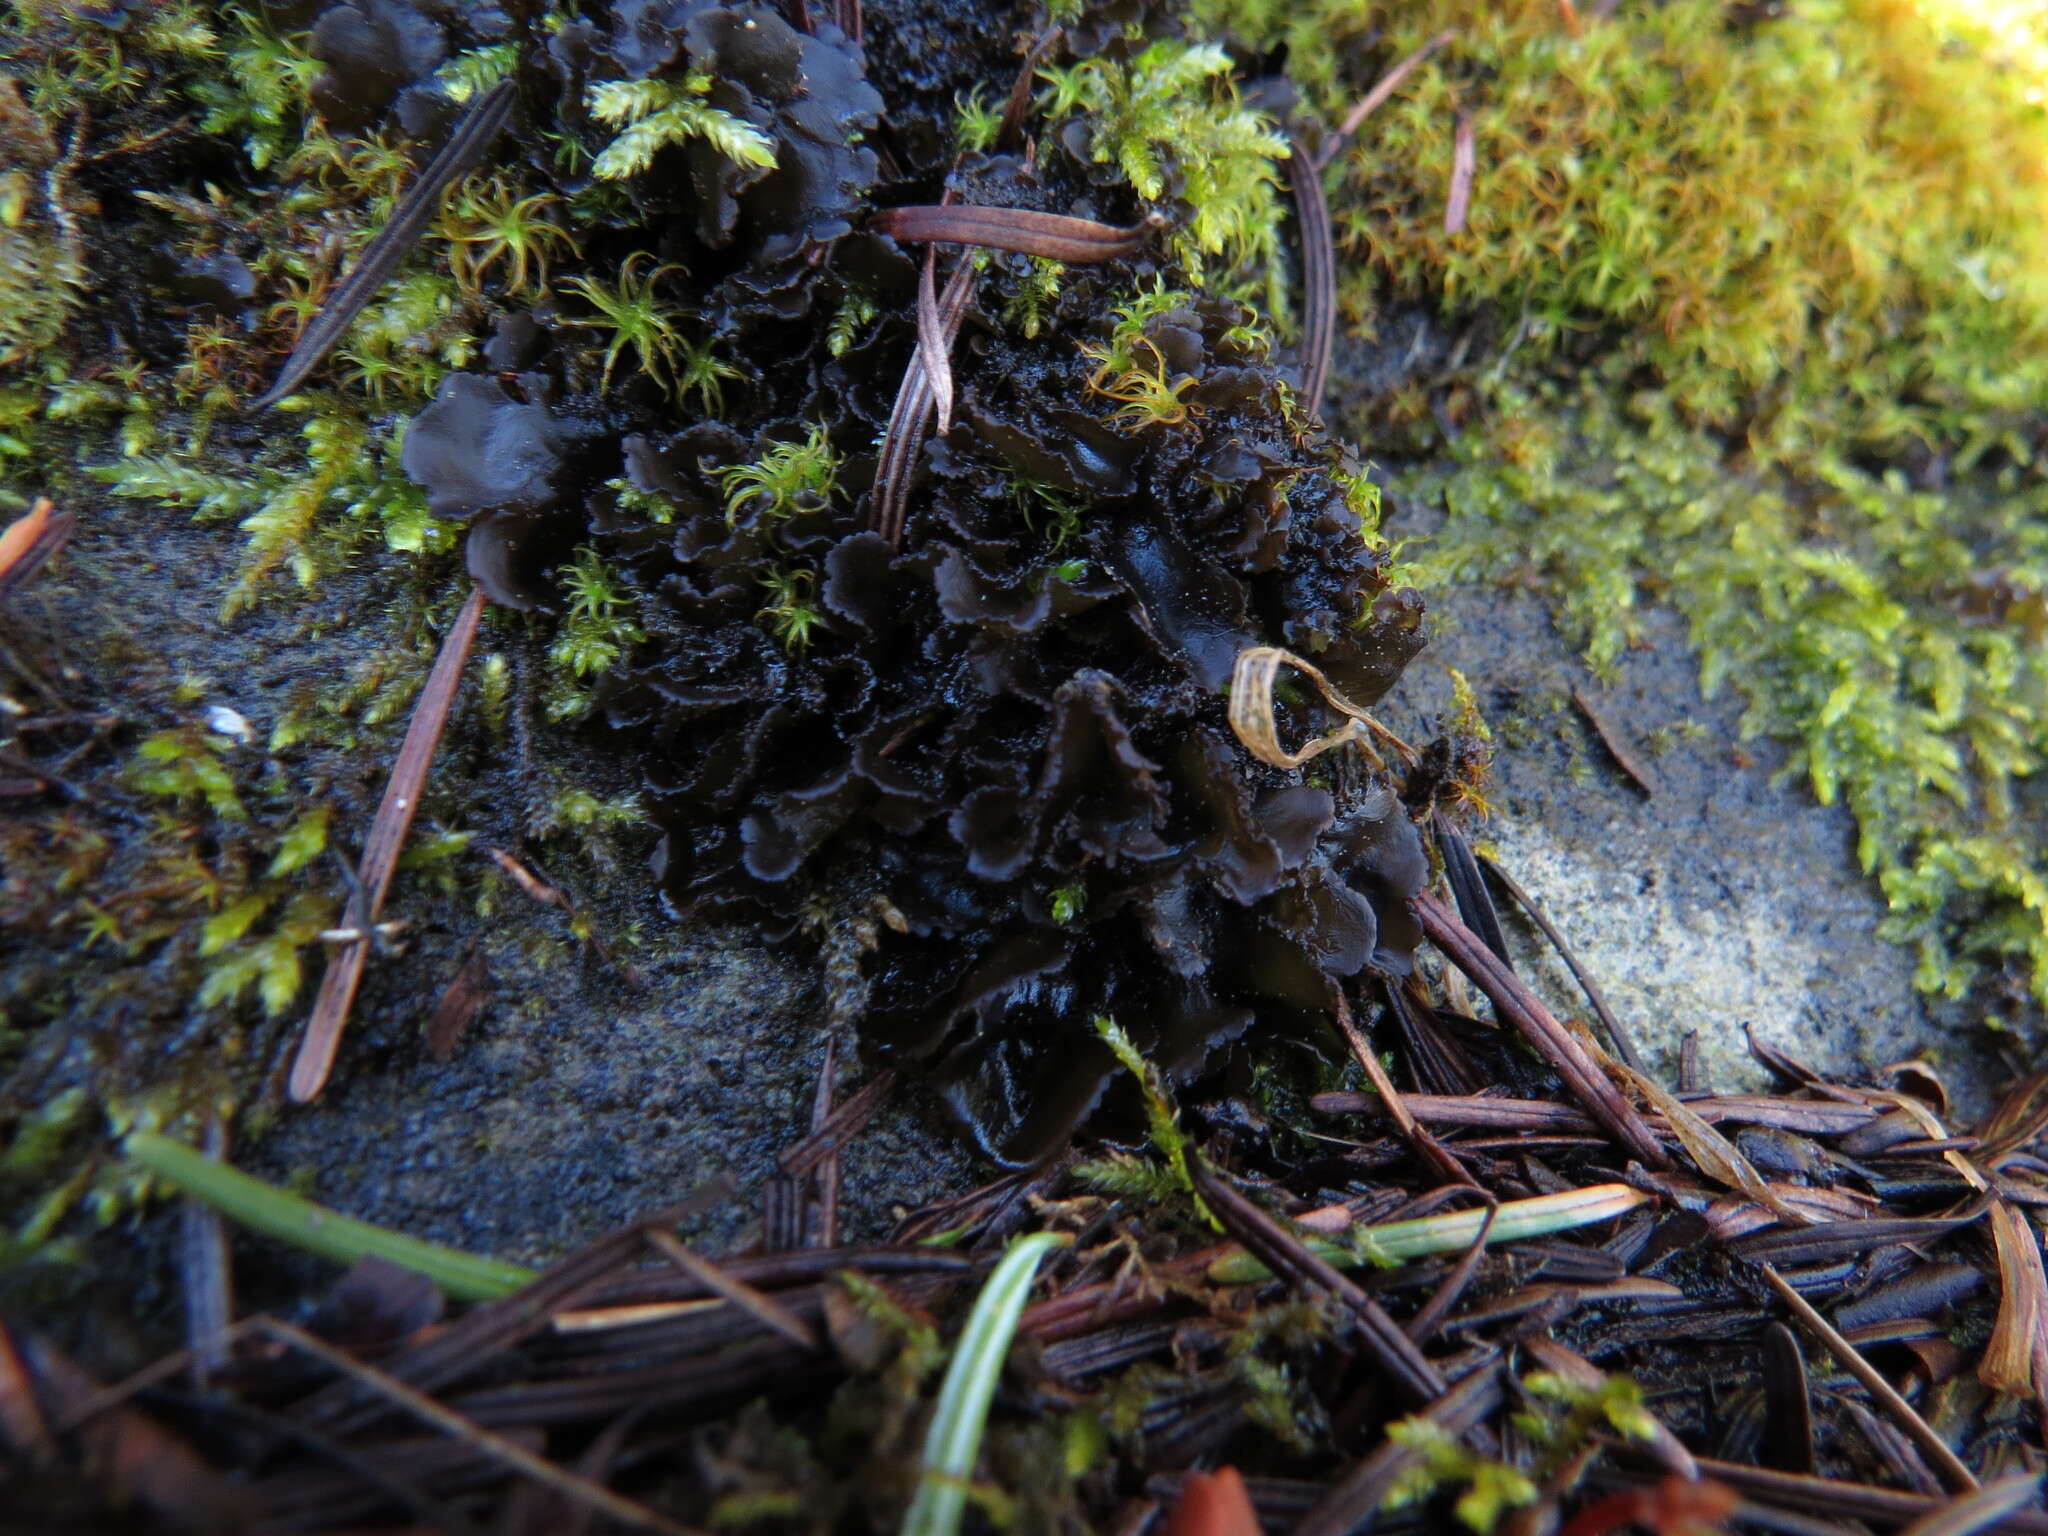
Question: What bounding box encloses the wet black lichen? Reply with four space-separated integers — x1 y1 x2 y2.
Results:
364 0 1437 1162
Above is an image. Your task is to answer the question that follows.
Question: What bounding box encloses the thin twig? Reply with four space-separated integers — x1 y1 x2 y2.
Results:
1757 1262 1978 1493
1411 890 1667 1167
250 1318 694 1536
1316 30 1456 171
249 82 516 411
291 584 487 1102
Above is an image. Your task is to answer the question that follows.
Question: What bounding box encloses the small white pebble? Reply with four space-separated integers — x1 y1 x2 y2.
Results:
205 705 253 743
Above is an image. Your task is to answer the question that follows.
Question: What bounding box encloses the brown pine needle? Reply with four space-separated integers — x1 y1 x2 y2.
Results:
1571 684 1659 796
779 1070 895 1179
1317 30 1456 170
643 1230 820 1351
1287 134 1336 420
1331 988 1473 1188
809 1035 840 1248
871 262 976 547
1758 1262 1978 1493
916 245 955 436
0 497 74 601
248 82 515 411
1412 890 1667 1167
1479 851 1648 1071
290 584 487 1102
1897 1476 2046 1536
873 205 1159 261
248 1318 694 1536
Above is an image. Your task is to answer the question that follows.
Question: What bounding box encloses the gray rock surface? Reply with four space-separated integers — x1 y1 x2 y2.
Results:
247 923 980 1262
1381 583 2000 1117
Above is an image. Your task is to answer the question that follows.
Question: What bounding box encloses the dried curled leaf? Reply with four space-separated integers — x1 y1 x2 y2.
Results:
1576 1020 1808 1226
1228 645 1413 771
1982 1197 2048 1398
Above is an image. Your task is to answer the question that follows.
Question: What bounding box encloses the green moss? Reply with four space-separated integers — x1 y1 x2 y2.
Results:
1206 0 2048 427
546 547 648 718
717 423 841 523
1040 38 1291 317
584 73 777 181
1415 372 2048 1007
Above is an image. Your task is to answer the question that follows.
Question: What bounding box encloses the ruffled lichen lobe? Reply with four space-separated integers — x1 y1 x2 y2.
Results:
1 0 1454 1238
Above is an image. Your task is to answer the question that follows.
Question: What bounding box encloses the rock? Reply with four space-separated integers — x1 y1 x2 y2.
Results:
1383 584 1996 1117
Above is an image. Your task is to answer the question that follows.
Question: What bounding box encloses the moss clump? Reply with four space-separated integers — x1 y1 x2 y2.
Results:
1038 37 1292 315
1210 0 2048 434
1413 371 2048 1008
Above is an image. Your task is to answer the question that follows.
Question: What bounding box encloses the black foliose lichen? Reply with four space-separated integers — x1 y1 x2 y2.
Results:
369 0 1436 1161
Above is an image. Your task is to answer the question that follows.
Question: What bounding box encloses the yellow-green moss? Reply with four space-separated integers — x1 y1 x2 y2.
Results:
1208 0 2048 431
1413 370 2048 1006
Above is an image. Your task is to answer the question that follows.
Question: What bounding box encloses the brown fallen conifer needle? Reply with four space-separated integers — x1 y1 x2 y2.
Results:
873 204 1160 262
290 583 487 1102
250 1317 693 1536
1287 133 1337 420
1317 30 1458 169
0 497 74 602
872 260 976 547
248 81 515 411
1411 889 1667 1166
1759 1261 1978 1493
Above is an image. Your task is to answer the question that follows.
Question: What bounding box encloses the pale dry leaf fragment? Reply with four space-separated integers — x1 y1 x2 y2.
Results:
1227 645 1415 771
1981 1197 2047 1398
1578 1022 1809 1226
1445 109 1476 235
915 246 953 436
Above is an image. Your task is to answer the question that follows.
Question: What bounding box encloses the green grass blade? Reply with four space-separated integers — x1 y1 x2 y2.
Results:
902 1230 1070 1536
125 1131 536 1302
1207 1183 1649 1284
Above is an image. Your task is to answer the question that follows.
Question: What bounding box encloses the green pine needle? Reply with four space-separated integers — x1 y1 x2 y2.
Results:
901 1230 1071 1536
126 1132 535 1301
